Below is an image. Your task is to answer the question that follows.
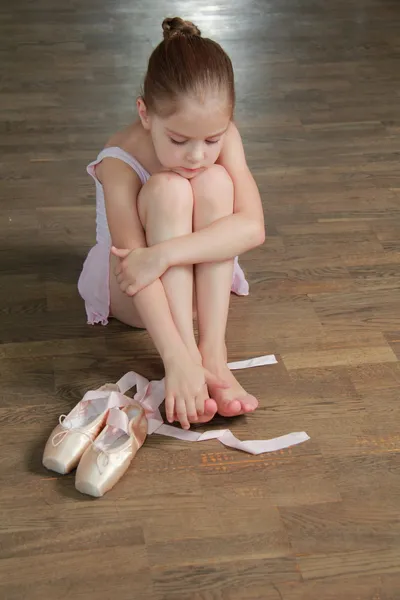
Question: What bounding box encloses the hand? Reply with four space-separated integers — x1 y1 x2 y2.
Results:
164 353 229 430
111 245 168 296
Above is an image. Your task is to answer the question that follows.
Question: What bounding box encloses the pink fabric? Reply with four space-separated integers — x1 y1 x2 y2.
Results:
232 257 249 296
78 242 110 325
78 147 151 325
106 407 129 432
78 146 249 326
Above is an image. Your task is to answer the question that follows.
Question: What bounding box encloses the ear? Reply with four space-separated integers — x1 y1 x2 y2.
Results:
137 96 151 130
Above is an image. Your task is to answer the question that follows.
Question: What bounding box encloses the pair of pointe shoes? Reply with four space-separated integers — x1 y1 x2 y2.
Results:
42 378 148 497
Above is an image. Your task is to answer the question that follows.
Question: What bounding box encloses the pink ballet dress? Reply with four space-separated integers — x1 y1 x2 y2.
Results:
78 146 249 326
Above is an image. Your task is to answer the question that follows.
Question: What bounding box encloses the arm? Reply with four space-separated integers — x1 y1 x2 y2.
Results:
159 122 265 267
99 158 187 362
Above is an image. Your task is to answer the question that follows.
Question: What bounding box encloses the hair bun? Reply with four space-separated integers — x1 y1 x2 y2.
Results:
162 17 201 40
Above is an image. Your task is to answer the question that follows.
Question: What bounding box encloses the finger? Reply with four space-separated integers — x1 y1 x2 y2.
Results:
203 368 230 389
126 284 138 297
175 396 190 430
195 389 205 416
165 394 175 424
116 268 127 280
185 395 198 423
111 246 130 258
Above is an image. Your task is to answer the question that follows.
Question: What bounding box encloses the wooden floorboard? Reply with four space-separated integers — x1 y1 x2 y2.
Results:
1 0 400 598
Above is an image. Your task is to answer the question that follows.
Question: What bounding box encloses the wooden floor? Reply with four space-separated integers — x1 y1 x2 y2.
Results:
1 0 400 598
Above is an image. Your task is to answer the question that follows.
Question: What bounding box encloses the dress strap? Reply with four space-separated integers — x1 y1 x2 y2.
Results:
86 146 150 186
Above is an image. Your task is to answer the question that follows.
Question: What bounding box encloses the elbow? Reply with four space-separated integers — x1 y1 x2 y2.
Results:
257 226 266 246
249 221 265 248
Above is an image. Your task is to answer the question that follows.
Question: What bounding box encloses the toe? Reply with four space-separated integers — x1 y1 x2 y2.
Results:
173 401 217 425
194 399 217 424
229 399 243 415
240 396 258 413
218 399 242 417
204 398 217 415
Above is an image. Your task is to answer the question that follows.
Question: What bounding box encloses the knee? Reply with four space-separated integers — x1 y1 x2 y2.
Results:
191 165 234 217
139 172 194 221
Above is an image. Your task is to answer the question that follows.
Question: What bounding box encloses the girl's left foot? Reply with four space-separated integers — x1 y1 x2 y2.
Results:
202 360 258 417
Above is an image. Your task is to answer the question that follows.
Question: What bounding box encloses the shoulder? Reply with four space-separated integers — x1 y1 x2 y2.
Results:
222 121 243 148
96 157 142 191
95 122 144 188
226 121 242 139
217 121 247 171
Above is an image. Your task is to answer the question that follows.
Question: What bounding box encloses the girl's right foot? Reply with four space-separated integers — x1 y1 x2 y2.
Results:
172 383 217 424
164 351 228 429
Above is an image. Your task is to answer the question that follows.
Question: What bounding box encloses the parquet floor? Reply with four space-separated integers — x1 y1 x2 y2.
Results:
1 1 400 598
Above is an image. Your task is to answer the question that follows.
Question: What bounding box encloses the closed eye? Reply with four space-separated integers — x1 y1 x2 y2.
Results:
170 137 221 145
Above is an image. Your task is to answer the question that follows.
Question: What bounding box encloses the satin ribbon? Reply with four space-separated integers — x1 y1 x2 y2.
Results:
51 414 95 447
103 354 310 455
51 374 146 447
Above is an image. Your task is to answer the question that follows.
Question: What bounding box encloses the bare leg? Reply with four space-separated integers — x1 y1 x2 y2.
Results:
137 172 217 421
109 253 145 328
137 173 198 358
191 165 258 417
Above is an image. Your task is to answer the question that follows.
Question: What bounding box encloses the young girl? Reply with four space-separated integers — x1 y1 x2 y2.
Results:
78 17 265 431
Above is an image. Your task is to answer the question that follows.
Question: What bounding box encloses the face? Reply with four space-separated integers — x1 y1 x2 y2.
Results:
138 93 231 179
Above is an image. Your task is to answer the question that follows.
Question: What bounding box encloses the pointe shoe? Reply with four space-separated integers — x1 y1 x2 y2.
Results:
75 403 147 498
42 373 141 475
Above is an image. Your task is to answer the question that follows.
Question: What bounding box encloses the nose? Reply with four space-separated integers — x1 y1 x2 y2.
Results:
187 143 204 165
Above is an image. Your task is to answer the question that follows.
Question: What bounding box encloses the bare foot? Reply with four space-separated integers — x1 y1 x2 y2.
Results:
195 386 218 424
203 361 258 417
172 383 218 425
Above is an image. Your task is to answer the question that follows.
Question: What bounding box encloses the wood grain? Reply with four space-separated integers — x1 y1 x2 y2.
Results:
1 0 400 597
